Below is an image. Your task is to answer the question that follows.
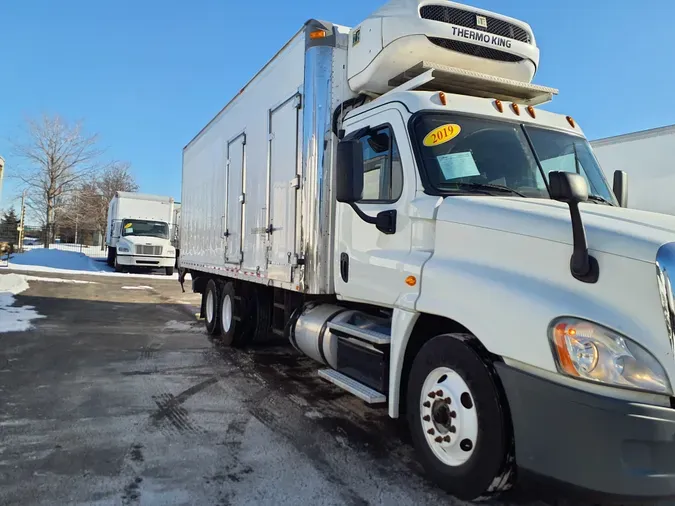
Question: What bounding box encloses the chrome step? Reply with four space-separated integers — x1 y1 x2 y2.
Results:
327 321 391 345
318 369 386 404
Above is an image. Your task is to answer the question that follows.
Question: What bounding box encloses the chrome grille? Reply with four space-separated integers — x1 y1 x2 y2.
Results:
135 245 162 256
427 37 524 63
420 5 531 44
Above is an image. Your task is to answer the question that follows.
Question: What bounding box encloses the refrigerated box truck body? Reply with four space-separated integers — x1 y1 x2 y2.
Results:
592 124 675 216
179 0 675 501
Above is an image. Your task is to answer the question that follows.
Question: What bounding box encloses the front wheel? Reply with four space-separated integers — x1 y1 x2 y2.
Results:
407 334 512 500
114 256 124 273
165 266 174 276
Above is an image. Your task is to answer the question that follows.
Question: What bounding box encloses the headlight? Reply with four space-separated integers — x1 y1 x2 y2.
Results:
118 246 130 253
167 248 175 255
549 317 672 395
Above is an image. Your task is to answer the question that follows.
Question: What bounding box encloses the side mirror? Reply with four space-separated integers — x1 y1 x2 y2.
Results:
549 171 599 284
336 139 364 203
612 170 628 208
549 171 588 204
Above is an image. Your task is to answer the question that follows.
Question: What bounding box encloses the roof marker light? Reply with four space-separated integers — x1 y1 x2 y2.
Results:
527 105 536 118
494 100 503 113
511 103 520 116
438 92 447 106
309 29 327 39
566 116 576 128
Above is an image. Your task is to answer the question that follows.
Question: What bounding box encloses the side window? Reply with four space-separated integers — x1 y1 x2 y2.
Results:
358 126 403 202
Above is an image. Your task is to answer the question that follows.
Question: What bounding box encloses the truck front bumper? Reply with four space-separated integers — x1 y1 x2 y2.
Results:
116 254 175 268
495 363 675 502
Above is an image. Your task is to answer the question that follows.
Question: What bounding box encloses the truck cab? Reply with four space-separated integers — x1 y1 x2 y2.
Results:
180 0 675 501
106 192 177 275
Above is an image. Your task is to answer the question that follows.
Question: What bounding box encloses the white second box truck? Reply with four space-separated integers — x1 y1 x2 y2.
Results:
106 192 177 275
179 0 675 501
592 124 675 216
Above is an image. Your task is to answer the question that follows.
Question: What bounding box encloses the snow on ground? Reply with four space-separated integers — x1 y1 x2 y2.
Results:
0 274 45 332
121 285 153 290
11 248 112 273
23 243 107 259
22 275 96 285
162 320 203 333
6 249 186 280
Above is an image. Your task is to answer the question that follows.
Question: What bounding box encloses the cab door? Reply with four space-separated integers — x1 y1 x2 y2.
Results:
334 108 414 307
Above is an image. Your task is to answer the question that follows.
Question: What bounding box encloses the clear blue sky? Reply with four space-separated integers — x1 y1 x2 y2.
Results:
2 0 674 211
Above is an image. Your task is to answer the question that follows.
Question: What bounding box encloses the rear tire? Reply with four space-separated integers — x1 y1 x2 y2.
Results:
406 334 512 500
218 282 238 345
203 279 220 335
165 266 175 276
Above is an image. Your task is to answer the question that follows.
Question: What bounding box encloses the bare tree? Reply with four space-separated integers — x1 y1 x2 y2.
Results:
81 162 139 238
12 115 103 245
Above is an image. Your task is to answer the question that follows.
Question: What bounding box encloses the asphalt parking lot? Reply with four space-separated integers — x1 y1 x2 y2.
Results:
0 270 637 506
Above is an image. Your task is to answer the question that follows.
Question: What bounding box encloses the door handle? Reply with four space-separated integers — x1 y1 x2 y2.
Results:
340 252 349 283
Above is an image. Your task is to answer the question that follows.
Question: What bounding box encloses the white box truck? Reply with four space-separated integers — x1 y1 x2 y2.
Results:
592 124 675 215
106 192 177 275
179 0 675 501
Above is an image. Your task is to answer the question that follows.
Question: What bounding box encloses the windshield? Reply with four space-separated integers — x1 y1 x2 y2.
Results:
412 113 615 203
524 125 617 204
122 220 169 239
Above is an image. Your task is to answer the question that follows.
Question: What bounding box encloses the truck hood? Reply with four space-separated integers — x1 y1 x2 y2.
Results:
436 197 675 263
118 235 171 247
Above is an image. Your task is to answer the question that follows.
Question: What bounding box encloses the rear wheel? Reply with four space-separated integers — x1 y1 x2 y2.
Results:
203 279 220 335
218 282 238 345
407 334 512 500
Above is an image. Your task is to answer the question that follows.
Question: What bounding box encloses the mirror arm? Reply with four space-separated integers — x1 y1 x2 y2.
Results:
348 203 397 234
348 202 377 225
568 201 599 283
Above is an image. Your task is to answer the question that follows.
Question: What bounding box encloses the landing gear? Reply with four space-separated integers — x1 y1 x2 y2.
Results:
407 334 512 500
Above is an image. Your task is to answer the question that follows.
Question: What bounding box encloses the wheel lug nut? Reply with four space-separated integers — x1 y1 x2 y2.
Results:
449 426 456 433
444 436 451 442
427 428 435 435
450 411 457 418
435 436 443 443
444 397 451 404
428 392 436 399
423 415 430 422
423 401 431 408
435 390 443 397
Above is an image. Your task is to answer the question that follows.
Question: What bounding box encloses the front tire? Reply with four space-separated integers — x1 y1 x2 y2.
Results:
165 266 175 276
114 256 124 273
203 279 220 335
407 334 512 500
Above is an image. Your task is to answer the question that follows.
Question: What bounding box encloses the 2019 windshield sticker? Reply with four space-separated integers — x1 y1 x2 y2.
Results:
124 223 133 228
423 124 462 147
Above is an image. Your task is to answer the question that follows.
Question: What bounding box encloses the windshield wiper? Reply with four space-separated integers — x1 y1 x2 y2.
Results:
586 195 614 206
446 182 527 197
